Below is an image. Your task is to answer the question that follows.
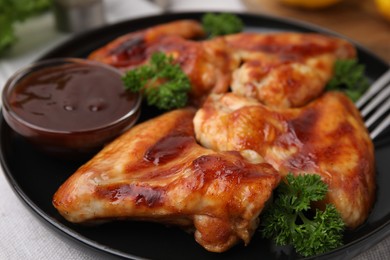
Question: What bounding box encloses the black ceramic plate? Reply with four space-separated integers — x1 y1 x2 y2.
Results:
1 12 390 260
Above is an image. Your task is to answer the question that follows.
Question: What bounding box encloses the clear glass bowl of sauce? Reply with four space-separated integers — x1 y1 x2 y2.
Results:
2 58 141 158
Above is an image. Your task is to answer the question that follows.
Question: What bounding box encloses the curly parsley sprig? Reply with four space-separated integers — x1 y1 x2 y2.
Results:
122 52 191 110
201 13 243 38
261 173 345 257
326 59 369 102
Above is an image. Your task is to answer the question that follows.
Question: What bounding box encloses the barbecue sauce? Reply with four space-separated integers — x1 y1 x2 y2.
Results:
8 62 138 132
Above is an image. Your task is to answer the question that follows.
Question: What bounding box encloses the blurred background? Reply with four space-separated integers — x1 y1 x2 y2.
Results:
1 0 389 62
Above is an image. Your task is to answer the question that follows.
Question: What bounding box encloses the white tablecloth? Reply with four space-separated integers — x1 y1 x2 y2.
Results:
0 0 389 259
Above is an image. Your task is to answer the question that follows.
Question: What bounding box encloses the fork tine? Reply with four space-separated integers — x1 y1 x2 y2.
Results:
370 113 390 140
365 96 390 128
361 83 390 117
356 69 390 109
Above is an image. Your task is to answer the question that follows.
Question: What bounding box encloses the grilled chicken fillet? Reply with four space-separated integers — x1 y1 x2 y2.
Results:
194 92 375 228
89 20 357 108
88 20 238 102
53 108 280 252
88 19 205 67
226 32 356 107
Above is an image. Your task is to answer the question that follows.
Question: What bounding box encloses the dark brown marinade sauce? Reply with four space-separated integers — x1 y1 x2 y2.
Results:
144 132 194 166
281 108 320 172
8 63 138 132
144 114 195 166
289 108 319 143
124 114 195 176
109 36 147 68
191 152 272 187
96 184 165 207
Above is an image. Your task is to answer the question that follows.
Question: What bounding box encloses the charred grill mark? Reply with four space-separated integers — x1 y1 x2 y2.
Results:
333 121 355 139
96 184 165 207
191 153 271 188
109 36 147 66
274 108 321 171
228 34 341 58
289 108 319 143
109 36 144 55
144 133 194 165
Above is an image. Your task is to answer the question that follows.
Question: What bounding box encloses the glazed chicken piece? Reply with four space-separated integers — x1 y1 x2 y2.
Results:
194 92 375 228
144 35 239 100
88 19 205 67
89 23 356 107
53 108 280 252
88 20 238 101
225 33 356 107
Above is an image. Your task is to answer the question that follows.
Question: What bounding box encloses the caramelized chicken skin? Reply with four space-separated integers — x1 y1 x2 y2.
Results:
88 20 205 67
225 32 356 58
193 92 375 228
89 20 357 108
52 18 376 254
226 33 356 107
53 108 280 252
145 35 239 100
88 20 238 101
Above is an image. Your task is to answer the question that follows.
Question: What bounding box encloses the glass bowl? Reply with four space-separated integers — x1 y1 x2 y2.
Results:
2 58 141 158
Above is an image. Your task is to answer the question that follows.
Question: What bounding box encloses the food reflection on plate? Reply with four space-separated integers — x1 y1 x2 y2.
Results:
37 16 375 256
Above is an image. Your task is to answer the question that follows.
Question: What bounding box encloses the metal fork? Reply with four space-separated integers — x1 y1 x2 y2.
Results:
356 69 390 140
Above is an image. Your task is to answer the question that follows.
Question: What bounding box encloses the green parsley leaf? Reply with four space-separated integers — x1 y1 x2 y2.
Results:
326 59 369 102
201 13 243 38
122 52 191 110
261 173 345 257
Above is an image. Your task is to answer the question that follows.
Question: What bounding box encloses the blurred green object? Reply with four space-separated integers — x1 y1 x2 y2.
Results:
0 15 15 54
0 0 52 55
201 13 243 38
